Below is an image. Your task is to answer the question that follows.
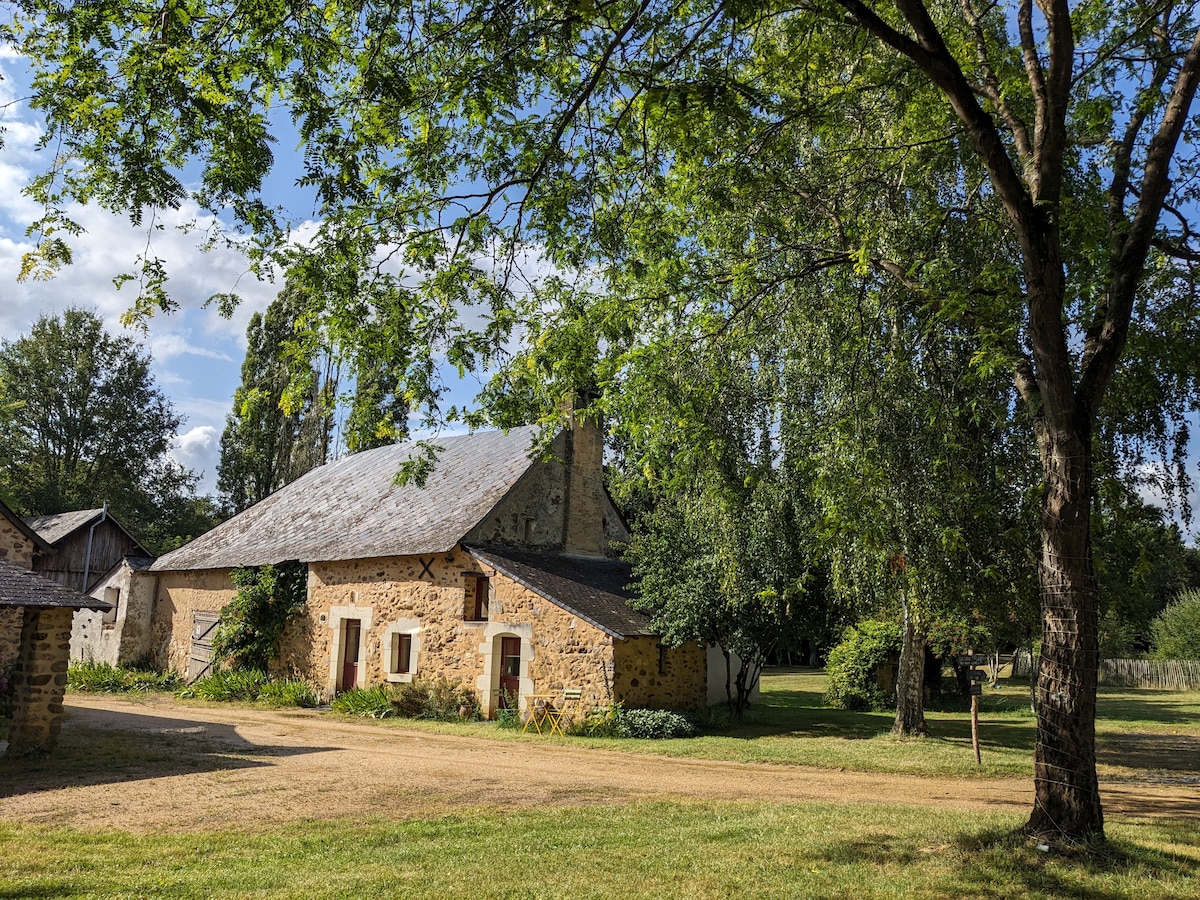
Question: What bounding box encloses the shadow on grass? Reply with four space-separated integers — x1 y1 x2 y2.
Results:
817 825 1200 900
0 708 338 799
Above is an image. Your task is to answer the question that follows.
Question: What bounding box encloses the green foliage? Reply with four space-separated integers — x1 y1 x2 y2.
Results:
569 701 624 737
175 670 316 707
211 561 308 673
67 660 180 693
177 669 268 702
0 308 214 552
1151 590 1200 661
255 679 318 708
616 708 698 740
332 679 480 721
1094 482 1200 656
331 685 396 718
824 620 903 712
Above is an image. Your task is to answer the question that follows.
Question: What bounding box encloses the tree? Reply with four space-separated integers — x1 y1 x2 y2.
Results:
1150 589 1200 660
0 307 210 550
620 361 819 717
217 284 334 512
10 0 1200 845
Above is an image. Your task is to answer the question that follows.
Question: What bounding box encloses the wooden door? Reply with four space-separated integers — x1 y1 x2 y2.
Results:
498 636 521 707
340 619 361 691
188 611 220 683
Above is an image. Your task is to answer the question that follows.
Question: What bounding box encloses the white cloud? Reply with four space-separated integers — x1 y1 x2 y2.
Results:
172 425 221 494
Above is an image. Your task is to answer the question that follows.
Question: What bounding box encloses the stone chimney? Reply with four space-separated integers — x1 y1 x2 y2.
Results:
562 392 605 556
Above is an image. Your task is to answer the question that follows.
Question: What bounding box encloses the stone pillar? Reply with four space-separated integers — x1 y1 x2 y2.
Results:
8 606 73 755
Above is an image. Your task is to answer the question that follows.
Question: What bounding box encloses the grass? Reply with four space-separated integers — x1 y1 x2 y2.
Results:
1 803 1197 899
345 670 1196 780
67 660 181 693
6 670 1199 898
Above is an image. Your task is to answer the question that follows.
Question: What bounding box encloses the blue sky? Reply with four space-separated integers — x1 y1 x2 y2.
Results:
3 45 1198 538
0 48 493 497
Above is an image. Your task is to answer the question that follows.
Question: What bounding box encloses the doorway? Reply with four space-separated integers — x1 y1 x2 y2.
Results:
339 619 362 691
498 636 521 707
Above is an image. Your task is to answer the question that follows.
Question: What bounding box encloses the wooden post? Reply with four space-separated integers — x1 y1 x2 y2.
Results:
971 693 981 765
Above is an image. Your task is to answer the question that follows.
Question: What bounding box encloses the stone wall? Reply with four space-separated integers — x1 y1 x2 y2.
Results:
295 548 620 713
151 569 237 674
0 608 21 664
7 606 73 754
0 521 35 665
0 517 34 567
612 636 707 712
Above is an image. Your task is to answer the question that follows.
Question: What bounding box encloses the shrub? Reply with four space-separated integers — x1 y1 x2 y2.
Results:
212 561 307 672
177 669 269 702
256 679 318 708
178 670 317 707
824 619 903 711
494 689 522 729
332 679 480 721
68 660 180 693
570 701 623 737
332 685 396 718
1151 589 1200 660
616 708 698 739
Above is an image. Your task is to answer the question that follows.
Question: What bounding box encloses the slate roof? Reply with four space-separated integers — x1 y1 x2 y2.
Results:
23 508 150 555
152 426 544 571
0 559 113 610
467 546 652 638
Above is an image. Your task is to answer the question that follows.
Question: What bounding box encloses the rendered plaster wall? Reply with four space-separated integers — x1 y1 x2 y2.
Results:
298 549 618 712
151 569 237 674
612 636 707 712
71 566 157 666
7 606 73 754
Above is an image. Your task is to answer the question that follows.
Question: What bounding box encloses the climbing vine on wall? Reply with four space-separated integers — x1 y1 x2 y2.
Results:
212 560 307 673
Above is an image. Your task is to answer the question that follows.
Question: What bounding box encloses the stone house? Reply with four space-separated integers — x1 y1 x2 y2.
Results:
150 420 714 715
0 500 111 754
21 508 156 667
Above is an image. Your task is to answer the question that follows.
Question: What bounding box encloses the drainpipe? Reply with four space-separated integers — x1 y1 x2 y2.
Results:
81 501 108 593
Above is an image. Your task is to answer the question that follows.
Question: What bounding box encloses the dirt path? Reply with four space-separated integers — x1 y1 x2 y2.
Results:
1 695 1194 833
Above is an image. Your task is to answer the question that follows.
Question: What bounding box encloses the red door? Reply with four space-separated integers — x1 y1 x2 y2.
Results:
498 636 521 707
340 619 361 691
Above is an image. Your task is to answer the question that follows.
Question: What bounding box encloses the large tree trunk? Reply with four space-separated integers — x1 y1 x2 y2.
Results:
1026 421 1104 843
892 595 927 736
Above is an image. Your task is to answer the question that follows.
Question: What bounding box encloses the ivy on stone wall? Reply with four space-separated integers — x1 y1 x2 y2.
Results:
212 560 307 673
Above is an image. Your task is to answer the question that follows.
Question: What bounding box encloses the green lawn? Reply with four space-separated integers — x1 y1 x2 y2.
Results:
1 803 1197 899
352 669 1200 781
2 669 1197 898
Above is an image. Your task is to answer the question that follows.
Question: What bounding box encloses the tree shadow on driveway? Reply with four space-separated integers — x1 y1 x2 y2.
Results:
0 706 338 799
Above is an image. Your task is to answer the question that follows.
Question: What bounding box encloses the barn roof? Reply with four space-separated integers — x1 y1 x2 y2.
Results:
152 426 544 571
467 546 651 638
23 508 150 556
0 559 112 611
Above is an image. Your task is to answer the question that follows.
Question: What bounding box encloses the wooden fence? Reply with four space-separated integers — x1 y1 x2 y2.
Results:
1099 658 1200 691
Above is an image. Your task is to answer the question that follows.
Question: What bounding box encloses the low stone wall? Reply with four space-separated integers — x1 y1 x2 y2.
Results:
7 606 73 754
